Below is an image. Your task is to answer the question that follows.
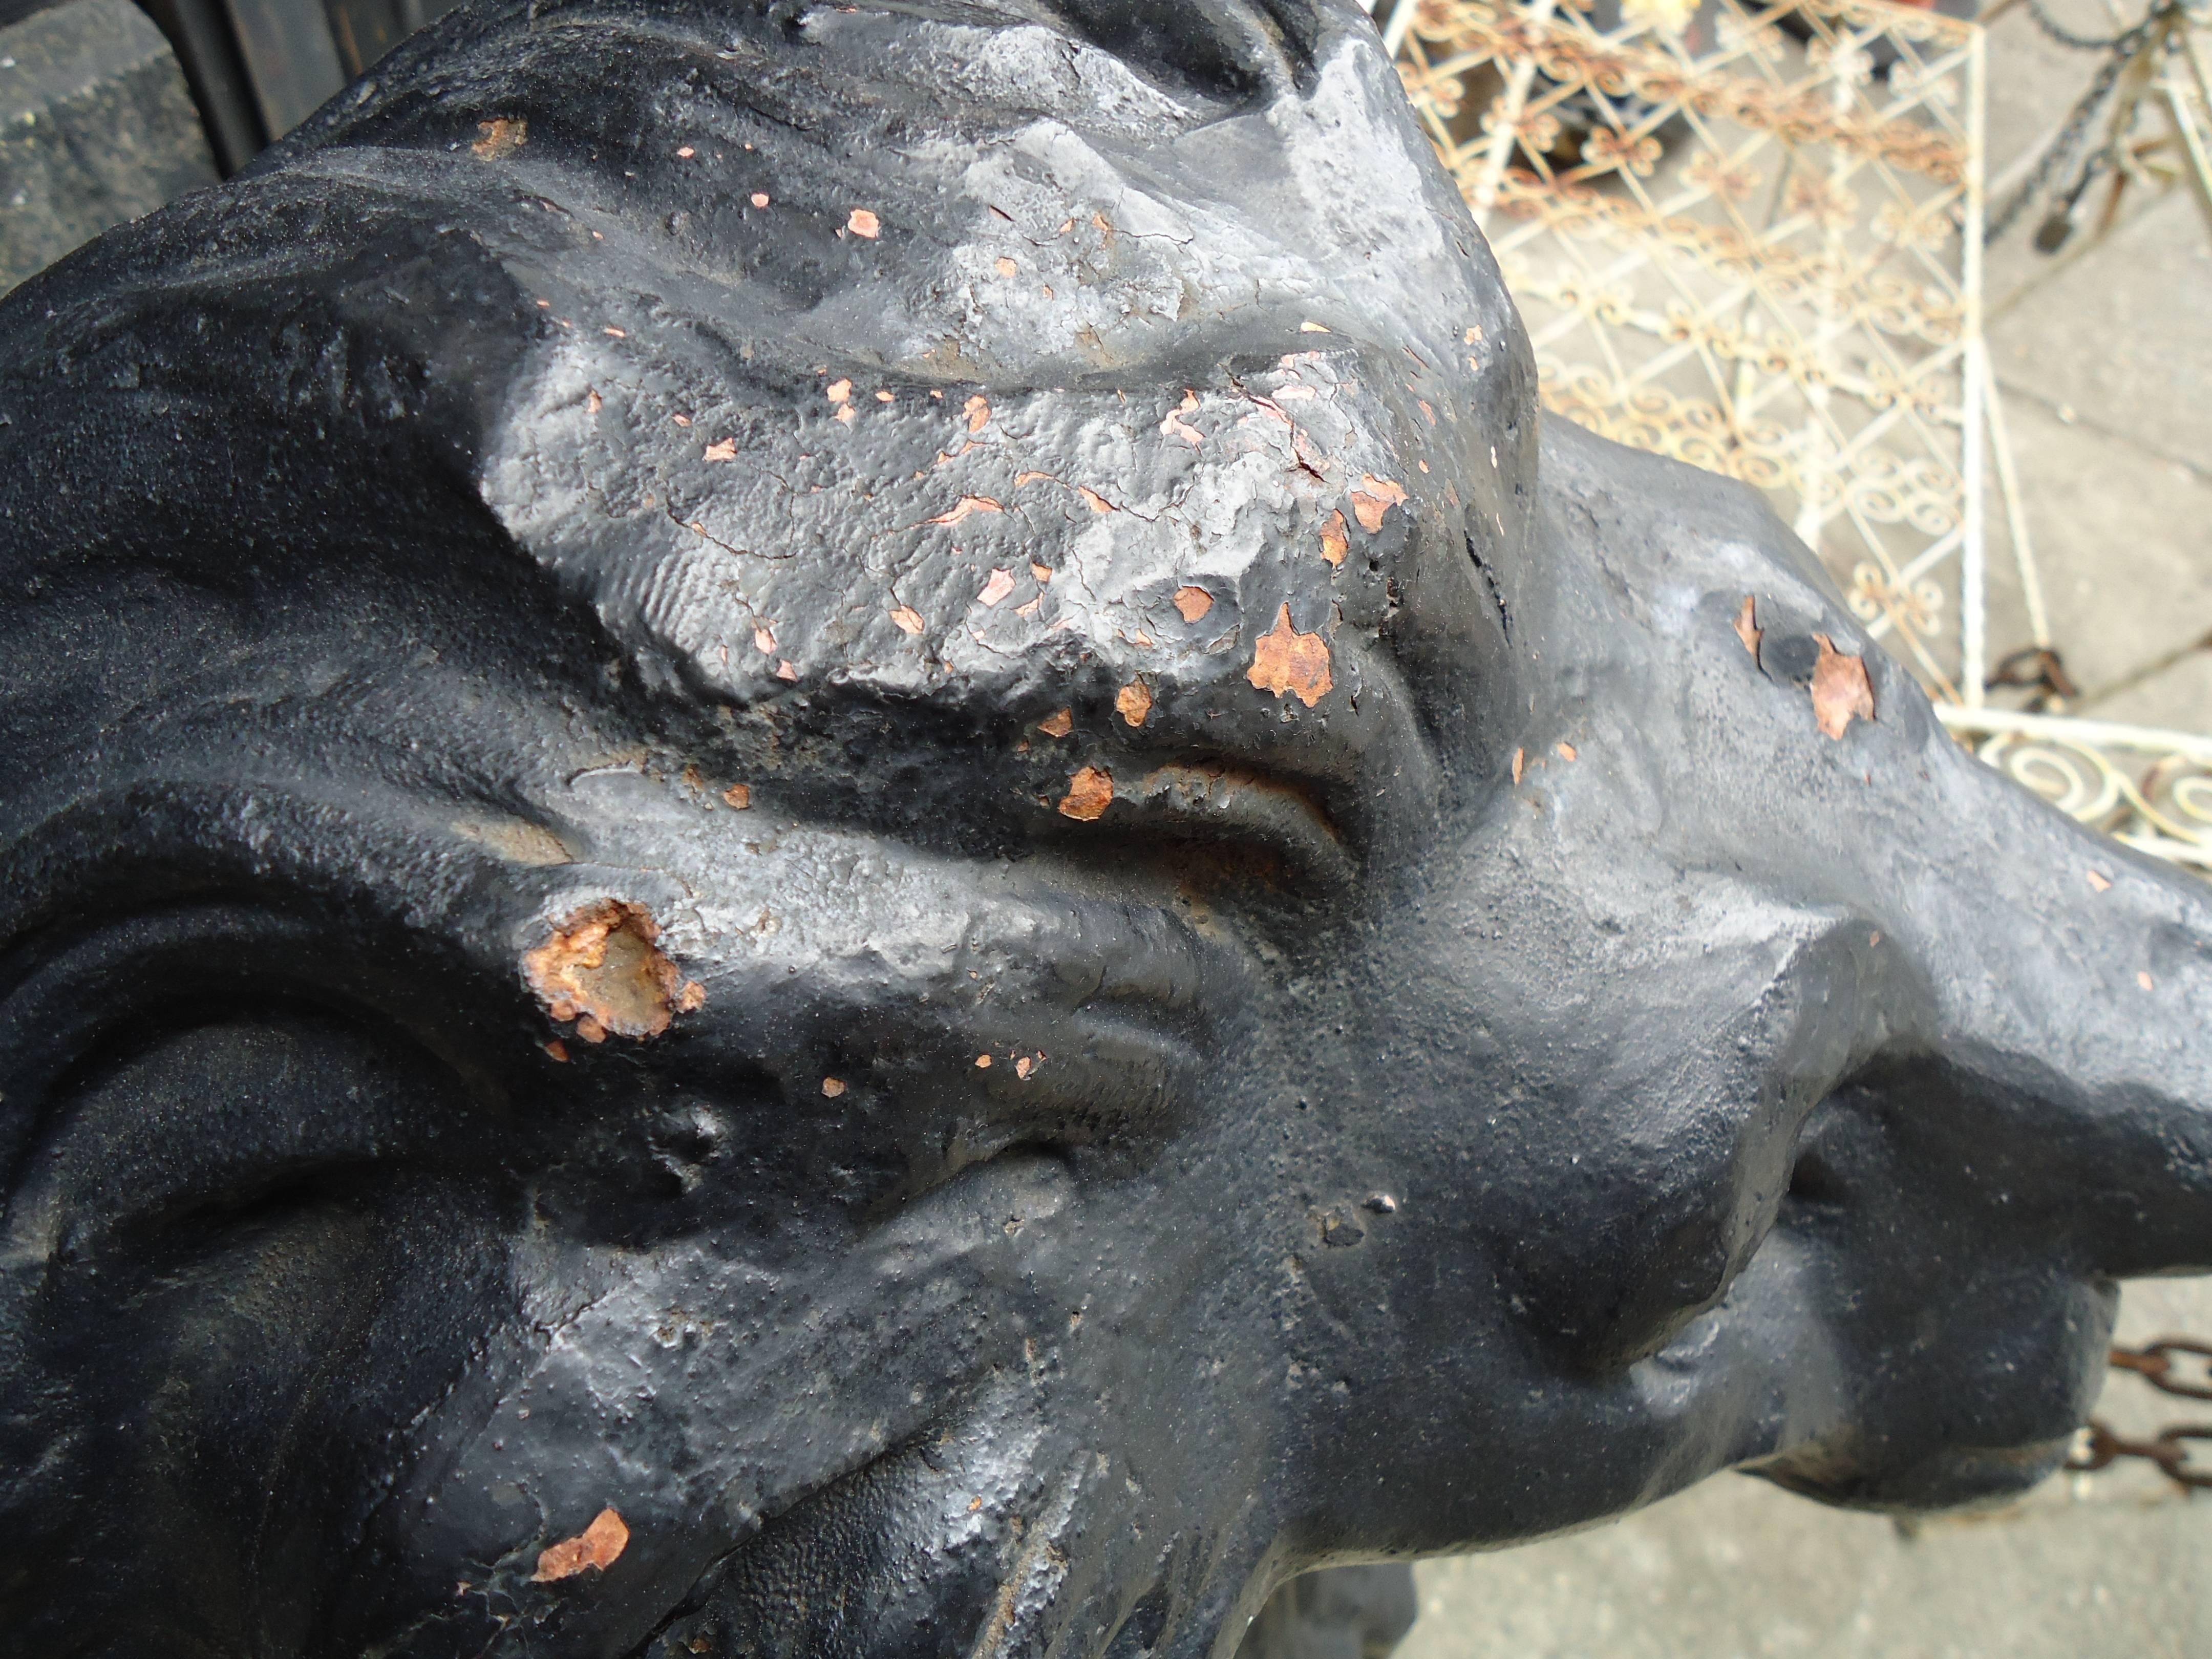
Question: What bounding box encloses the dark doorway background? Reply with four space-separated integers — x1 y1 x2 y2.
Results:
0 0 457 173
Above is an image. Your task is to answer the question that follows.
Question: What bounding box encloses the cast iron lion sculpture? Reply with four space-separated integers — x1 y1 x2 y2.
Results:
1 3 2206 1655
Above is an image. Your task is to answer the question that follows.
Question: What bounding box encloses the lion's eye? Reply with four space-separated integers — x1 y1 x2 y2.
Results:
22 1007 476 1261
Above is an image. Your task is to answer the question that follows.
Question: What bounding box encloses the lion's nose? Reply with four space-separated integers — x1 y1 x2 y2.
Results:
1869 734 2212 1280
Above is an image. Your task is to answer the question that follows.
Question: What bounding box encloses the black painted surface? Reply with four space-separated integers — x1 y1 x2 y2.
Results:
0 3 2206 1656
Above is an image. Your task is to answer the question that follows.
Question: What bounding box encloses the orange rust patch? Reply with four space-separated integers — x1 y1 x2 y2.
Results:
1318 509 1349 567
1810 634 1876 739
1349 475 1407 534
1116 680 1153 728
472 117 527 159
1247 604 1333 708
1173 586 1214 623
889 605 926 635
1160 390 1204 449
1059 765 1114 821
1511 747 1524 785
847 208 881 238
1734 595 1762 658
1038 708 1074 738
704 437 738 462
979 568 1017 608
533 1508 629 1582
724 784 751 811
524 900 705 1041
927 495 1003 526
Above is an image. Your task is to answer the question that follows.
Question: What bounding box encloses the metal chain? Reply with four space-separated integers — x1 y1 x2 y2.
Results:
2065 1338 2212 1492
2110 1337 2212 1400
2067 1421 2212 1488
2025 0 2142 51
1986 7 2165 242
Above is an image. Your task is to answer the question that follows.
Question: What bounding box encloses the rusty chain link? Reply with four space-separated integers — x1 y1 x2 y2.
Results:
2065 1338 2212 1492
2108 1337 2212 1400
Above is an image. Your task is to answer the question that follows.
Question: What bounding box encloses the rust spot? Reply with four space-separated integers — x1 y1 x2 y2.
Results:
472 117 527 160
533 1508 629 1582
979 568 1017 608
704 437 738 462
847 208 881 238
1511 746 1524 784
966 394 992 433
1173 586 1214 623
1555 741 1577 762
544 1039 569 1062
995 256 1019 277
1038 708 1075 738
2088 869 2112 892
454 818 573 867
1059 765 1114 821
1076 486 1115 514
1247 604 1332 708
1734 595 1762 658
1160 390 1204 449
1349 474 1407 534
1116 680 1153 728
890 605 926 635
927 495 1004 526
524 900 705 1041
1810 635 1876 739
822 1076 847 1097
724 784 752 810
1318 509 1348 567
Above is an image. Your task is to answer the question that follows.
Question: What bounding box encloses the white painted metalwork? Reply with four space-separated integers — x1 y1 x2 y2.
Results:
1385 0 2211 869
